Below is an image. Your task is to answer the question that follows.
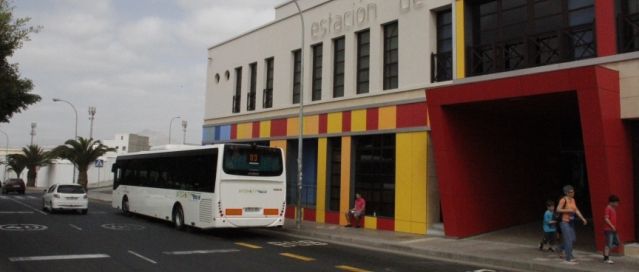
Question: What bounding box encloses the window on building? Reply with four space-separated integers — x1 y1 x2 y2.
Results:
357 29 370 94
263 58 274 109
312 43 323 101
432 9 452 82
292 49 301 104
619 0 639 53
327 138 342 212
122 146 126 152
354 134 395 217
468 0 595 76
383 22 399 90
333 37 345 98
233 67 242 113
247 62 257 111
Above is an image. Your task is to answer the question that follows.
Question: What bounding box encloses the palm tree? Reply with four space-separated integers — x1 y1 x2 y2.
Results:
54 137 114 189
6 154 26 178
21 145 54 187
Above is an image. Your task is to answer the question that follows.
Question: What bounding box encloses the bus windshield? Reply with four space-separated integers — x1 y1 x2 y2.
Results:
223 145 283 177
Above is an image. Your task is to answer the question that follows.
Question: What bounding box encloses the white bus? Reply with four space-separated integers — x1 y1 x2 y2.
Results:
111 144 286 230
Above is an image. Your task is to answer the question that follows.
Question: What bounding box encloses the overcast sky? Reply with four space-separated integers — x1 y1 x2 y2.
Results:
1 0 283 148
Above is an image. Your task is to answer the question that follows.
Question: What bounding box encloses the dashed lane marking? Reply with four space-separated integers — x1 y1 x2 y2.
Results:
7 197 47 215
336 265 372 272
235 242 262 249
0 196 8 200
128 250 157 264
279 253 315 262
14 196 25 200
0 211 34 214
163 249 240 255
26 196 36 199
69 224 82 231
9 254 110 262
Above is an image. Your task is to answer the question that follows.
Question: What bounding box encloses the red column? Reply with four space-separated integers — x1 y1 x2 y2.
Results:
577 67 635 251
595 0 617 56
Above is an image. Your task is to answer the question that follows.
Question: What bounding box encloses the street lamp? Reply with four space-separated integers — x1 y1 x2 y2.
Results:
53 98 78 183
30 122 36 145
293 0 305 230
88 106 96 139
168 116 181 145
0 129 8 181
181 120 188 145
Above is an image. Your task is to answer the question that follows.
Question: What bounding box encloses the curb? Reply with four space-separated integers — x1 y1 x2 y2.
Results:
268 227 636 272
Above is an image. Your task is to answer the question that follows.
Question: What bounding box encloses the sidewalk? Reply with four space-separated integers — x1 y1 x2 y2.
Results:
84 188 638 271
268 220 639 272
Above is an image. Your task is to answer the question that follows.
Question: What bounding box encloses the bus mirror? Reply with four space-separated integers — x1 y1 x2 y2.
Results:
111 164 117 172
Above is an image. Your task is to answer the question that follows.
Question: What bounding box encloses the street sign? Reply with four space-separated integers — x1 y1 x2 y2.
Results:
94 159 104 168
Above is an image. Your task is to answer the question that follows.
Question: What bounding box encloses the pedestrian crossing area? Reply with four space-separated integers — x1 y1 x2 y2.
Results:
0 195 37 200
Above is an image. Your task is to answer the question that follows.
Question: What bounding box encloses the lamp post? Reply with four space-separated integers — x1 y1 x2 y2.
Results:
53 98 78 183
30 122 36 145
168 116 181 145
293 0 305 230
88 106 96 139
181 120 188 145
0 129 8 181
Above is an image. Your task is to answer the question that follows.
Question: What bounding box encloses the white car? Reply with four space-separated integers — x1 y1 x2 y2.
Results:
42 184 89 214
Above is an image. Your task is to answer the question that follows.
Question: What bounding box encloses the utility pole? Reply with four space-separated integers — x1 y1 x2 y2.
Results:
30 122 36 145
88 106 96 139
181 120 188 145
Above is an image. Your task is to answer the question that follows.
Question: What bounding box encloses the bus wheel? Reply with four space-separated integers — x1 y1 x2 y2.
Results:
172 205 185 230
122 197 130 216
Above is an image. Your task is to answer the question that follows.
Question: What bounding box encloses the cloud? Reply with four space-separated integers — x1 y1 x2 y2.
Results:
3 0 281 148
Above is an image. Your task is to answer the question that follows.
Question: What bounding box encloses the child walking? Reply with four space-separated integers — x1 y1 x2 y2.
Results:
603 195 621 264
539 200 557 252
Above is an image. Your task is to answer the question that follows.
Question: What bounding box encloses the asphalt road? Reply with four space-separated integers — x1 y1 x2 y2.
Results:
0 192 504 272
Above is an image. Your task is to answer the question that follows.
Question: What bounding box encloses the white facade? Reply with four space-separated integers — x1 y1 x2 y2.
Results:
103 133 150 154
204 0 451 127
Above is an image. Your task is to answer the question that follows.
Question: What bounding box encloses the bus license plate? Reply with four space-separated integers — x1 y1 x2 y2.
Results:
244 207 260 213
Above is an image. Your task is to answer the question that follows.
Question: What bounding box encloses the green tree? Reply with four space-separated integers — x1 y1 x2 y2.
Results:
6 153 26 178
0 0 41 123
53 137 114 189
19 145 53 187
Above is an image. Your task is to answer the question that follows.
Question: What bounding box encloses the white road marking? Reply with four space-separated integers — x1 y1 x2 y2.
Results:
91 211 107 214
0 196 8 200
69 224 82 231
7 197 47 215
0 211 34 214
162 249 240 255
9 254 110 262
14 196 25 200
27 196 36 199
128 250 157 264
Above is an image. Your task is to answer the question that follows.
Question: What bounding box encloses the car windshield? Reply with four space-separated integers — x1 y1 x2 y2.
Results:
57 185 85 194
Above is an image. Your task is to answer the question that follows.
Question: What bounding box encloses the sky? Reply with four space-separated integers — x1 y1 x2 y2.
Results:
1 0 283 148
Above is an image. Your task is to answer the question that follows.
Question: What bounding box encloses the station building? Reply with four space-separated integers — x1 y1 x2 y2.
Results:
203 0 639 250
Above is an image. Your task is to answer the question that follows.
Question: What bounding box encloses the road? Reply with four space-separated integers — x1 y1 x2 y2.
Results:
0 192 505 272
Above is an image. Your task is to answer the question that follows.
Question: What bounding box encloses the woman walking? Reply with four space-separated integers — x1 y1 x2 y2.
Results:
556 185 588 264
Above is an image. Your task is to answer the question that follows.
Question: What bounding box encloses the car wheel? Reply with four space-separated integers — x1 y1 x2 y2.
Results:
81 209 88 215
19 190 25 195
42 200 47 212
121 197 130 216
172 205 185 231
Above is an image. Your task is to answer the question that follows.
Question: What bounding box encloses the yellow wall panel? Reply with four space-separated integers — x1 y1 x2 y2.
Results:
287 117 299 137
327 112 343 134
339 136 351 225
378 106 397 130
236 123 253 140
270 140 287 153
260 120 271 138
316 138 327 223
351 109 367 132
455 0 466 79
304 115 319 136
364 216 377 230
395 132 429 235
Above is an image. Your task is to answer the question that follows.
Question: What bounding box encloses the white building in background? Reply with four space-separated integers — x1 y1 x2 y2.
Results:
102 133 150 154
